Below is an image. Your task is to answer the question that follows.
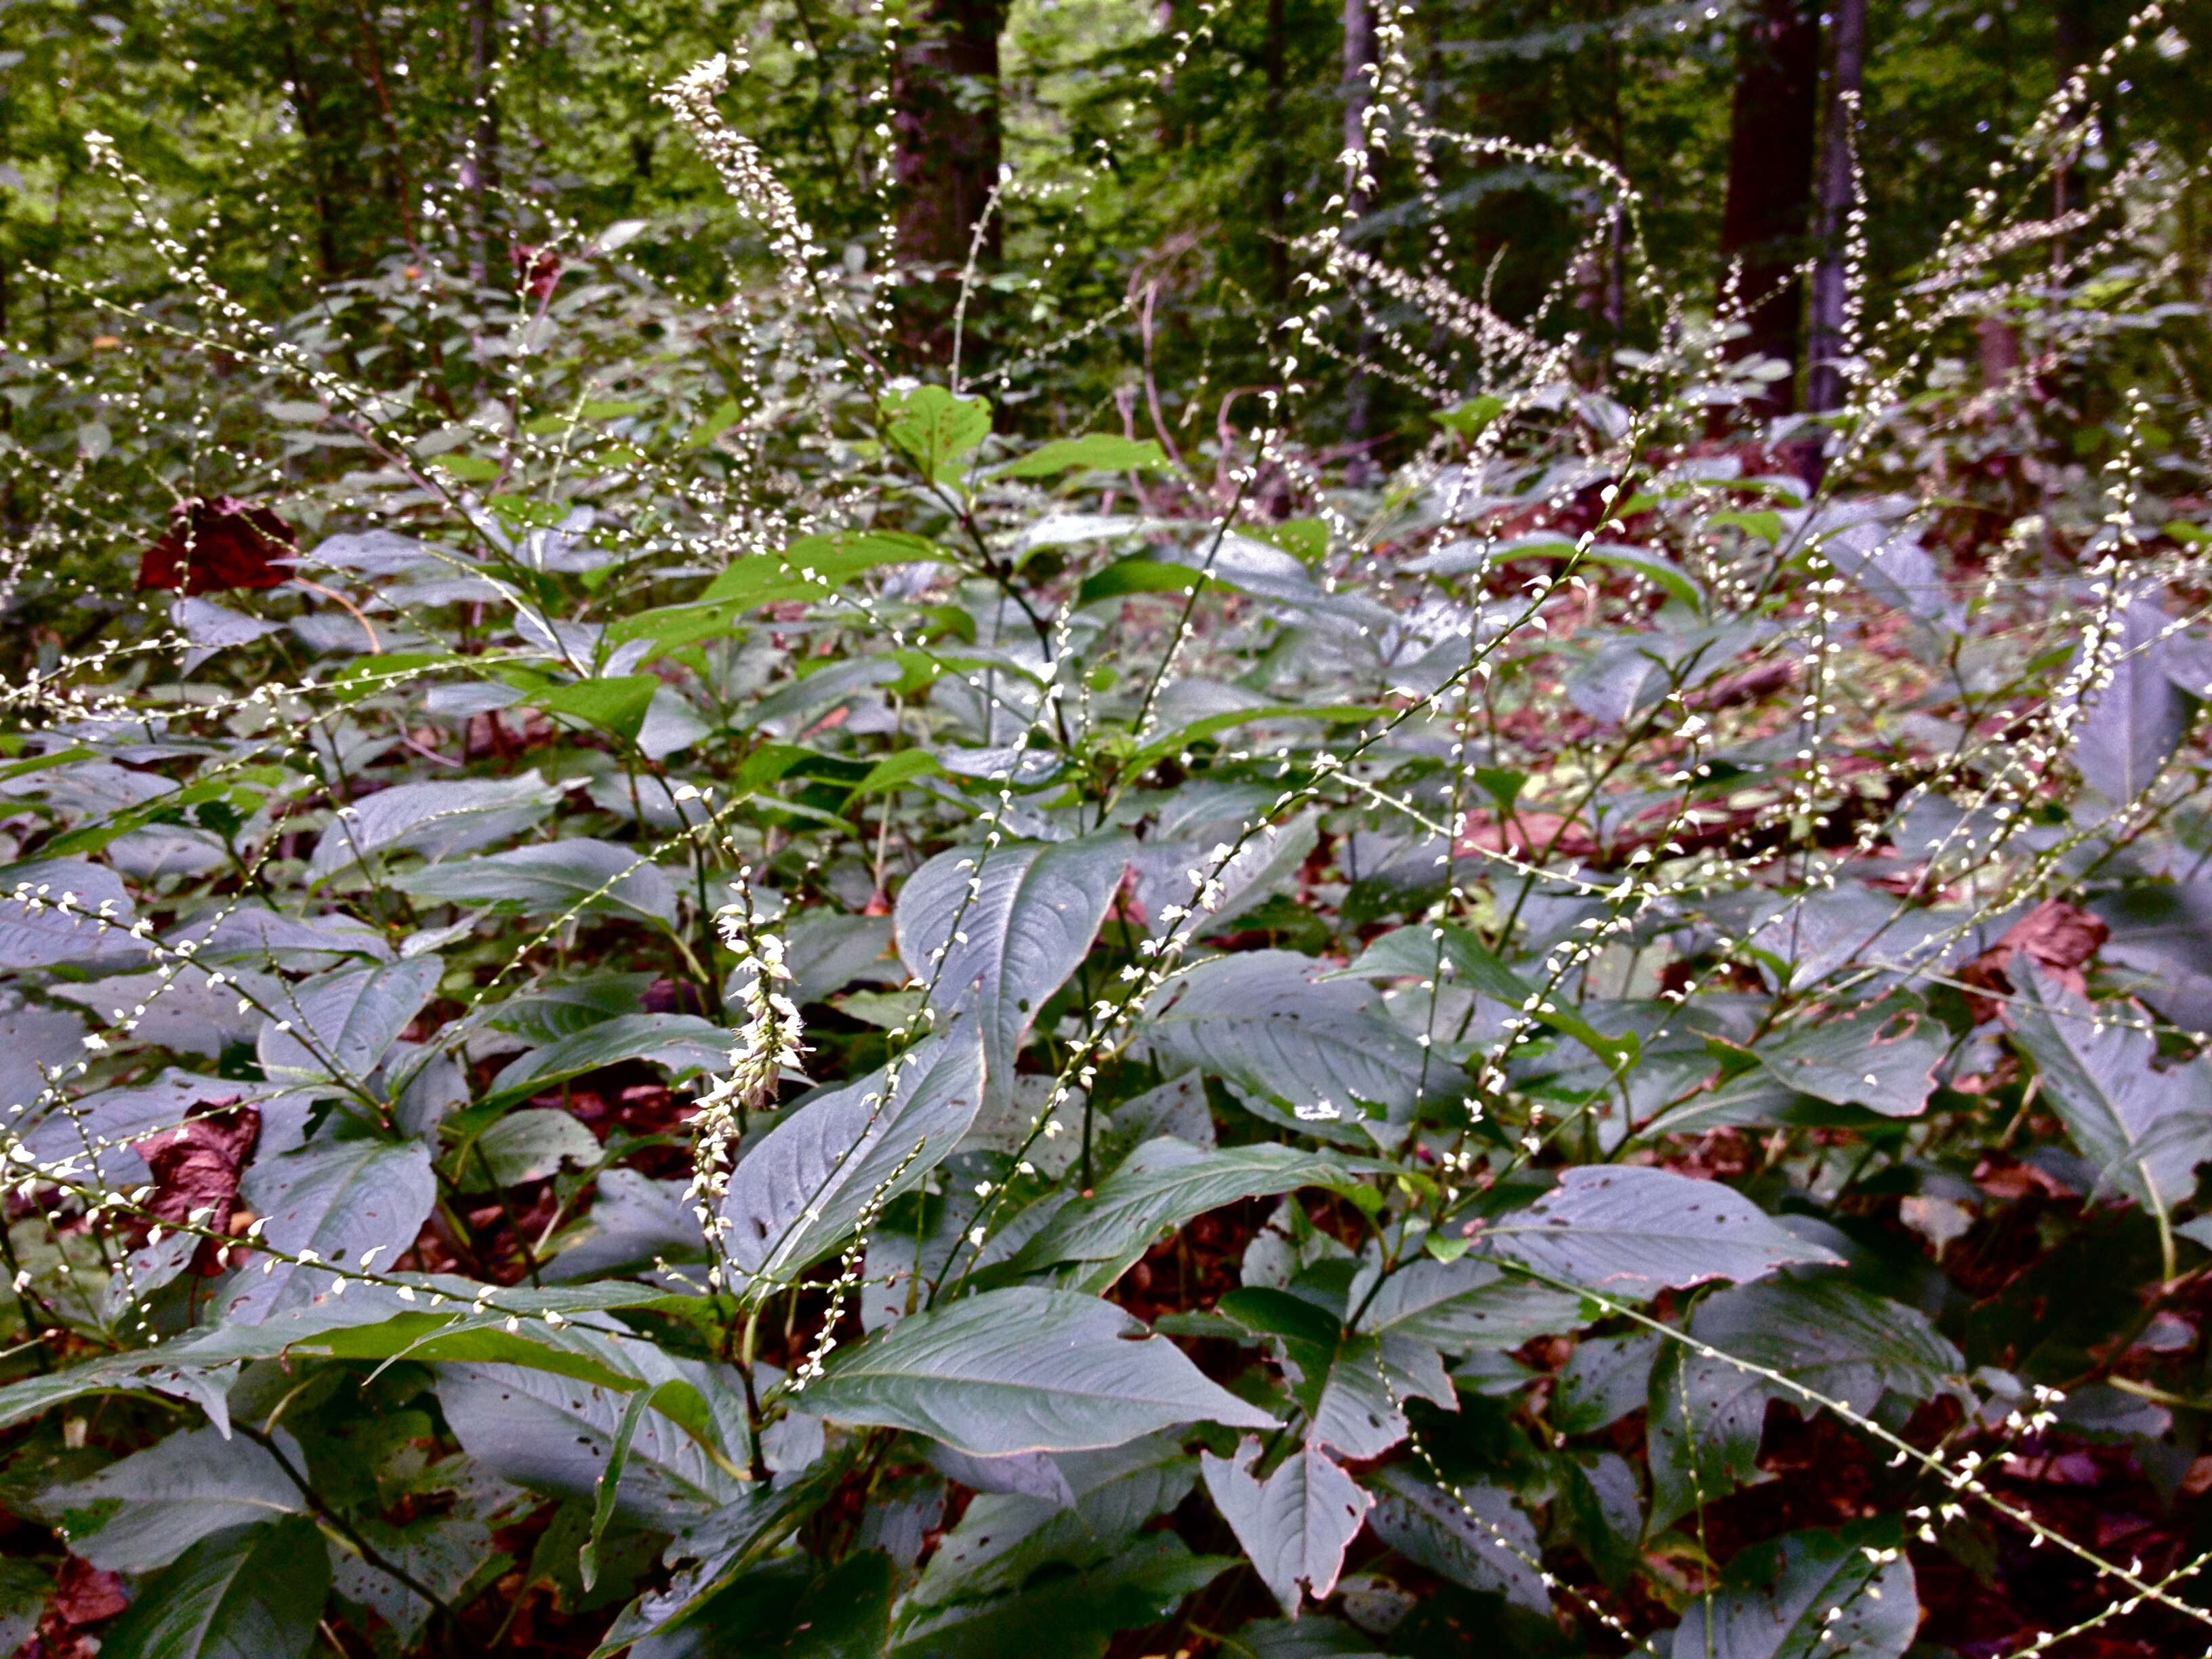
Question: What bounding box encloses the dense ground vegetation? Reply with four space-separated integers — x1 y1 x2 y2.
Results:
1 1 2211 1655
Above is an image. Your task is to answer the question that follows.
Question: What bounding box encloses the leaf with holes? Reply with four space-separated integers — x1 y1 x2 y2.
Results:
1664 1523 1919 1659
1477 1166 1838 1296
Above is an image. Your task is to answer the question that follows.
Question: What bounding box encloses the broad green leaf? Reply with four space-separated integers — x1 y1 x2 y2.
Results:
1200 1440 1371 1618
849 747 946 797
890 1534 1229 1659
223 1137 437 1325
482 1012 733 1111
882 385 992 480
1340 923 1635 1064
796 1286 1278 1454
682 396 742 448
38 1427 304 1573
1365 1467 1549 1613
1477 1166 1838 1295
720 1029 985 1289
2010 963 2212 1210
1014 1139 1365 1284
255 956 443 1086
912 1435 1185 1606
1436 394 1506 438
1076 557 1209 607
1664 1523 1918 1659
392 837 678 926
465 1107 604 1187
640 1550 897 1659
304 771 562 886
432 453 501 481
998 434 1170 478
0 857 150 968
2069 596 2190 803
1583 544 1705 611
1142 951 1435 1143
99 1518 329 1659
436 1356 750 1527
536 673 661 742
1552 1331 1662 1434
1748 999 1944 1118
1120 703 1381 783
1647 1278 1959 1533
1351 1256 1586 1354
894 831 1132 1109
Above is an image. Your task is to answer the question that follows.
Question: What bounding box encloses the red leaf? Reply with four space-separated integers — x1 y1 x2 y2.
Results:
136 1099 260 1274
136 497 295 595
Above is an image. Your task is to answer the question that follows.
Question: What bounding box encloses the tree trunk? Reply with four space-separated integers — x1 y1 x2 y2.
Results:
1805 0 1867 415
1341 0 1378 479
1718 0 1820 415
1265 0 1288 303
466 0 501 288
890 0 1008 359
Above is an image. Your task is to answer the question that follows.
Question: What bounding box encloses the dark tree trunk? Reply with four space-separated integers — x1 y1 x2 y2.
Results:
890 0 1008 359
1718 0 1820 415
1265 0 1288 303
1805 0 1867 415
1341 0 1378 479
467 0 501 288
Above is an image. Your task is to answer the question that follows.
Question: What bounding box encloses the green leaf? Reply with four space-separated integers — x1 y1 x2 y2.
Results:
1351 1256 1586 1354
1476 1166 1839 1296
2010 964 2212 1210
1436 394 1506 438
38 1427 307 1574
848 747 946 798
463 1107 604 1187
1121 703 1381 782
892 1535 1229 1659
100 1519 330 1659
304 771 562 886
438 1357 750 1528
255 956 443 1086
583 1387 654 1592
1143 950 1437 1143
1666 1522 1918 1659
997 434 1170 478
392 838 678 926
1748 999 1945 1118
1648 1279 1959 1533
225 1138 437 1324
720 1029 985 1290
893 830 1132 1109
1076 558 1209 607
882 385 992 480
432 453 502 481
682 397 743 449
1551 1331 1662 1434
1582 544 1704 611
483 1012 734 1111
1015 1139 1366 1286
1200 1440 1372 1618
1339 924 1635 1065
534 674 661 743
1366 1467 1549 1613
798 1286 1278 1454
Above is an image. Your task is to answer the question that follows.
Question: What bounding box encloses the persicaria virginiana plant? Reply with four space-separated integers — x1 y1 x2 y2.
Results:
0 3 2209 1655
